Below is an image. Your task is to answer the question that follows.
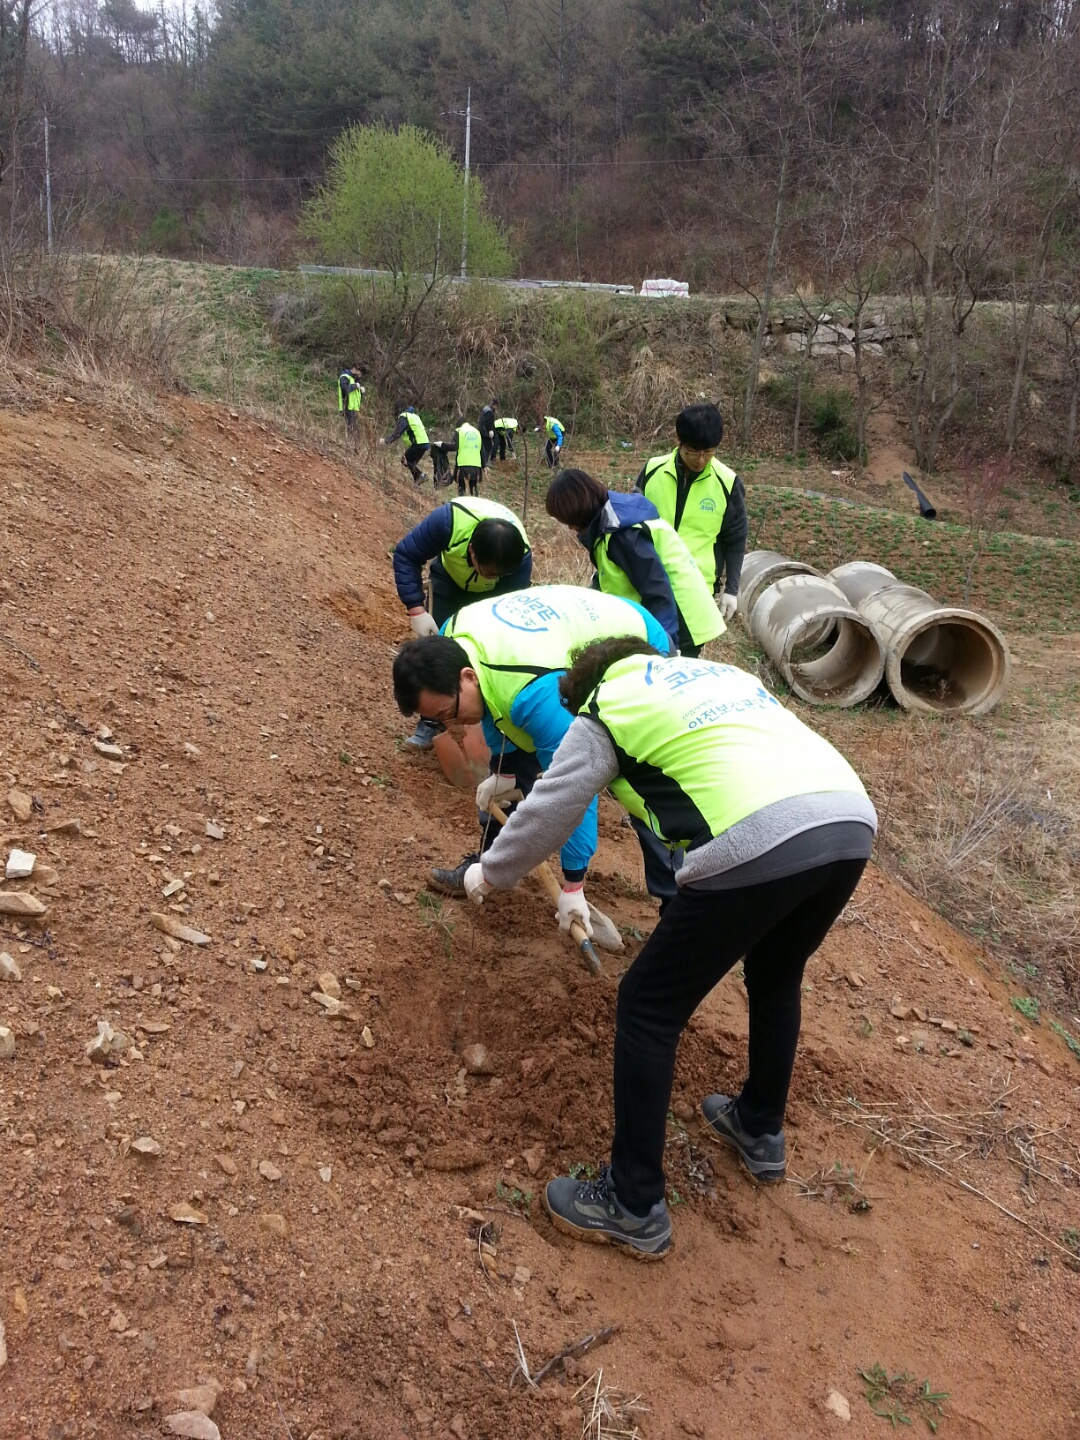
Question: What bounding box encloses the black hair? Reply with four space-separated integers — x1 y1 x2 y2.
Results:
392 636 471 715
544 468 608 530
558 636 661 714
675 402 724 449
469 518 526 573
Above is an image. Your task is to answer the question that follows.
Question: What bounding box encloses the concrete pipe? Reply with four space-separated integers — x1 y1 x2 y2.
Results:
738 550 824 619
828 562 1010 716
749 573 887 707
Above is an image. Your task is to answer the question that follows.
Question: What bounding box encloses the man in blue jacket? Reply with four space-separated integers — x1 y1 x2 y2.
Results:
392 586 672 897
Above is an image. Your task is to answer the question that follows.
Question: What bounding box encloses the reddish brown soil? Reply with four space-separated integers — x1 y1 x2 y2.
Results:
1 387 1079 1440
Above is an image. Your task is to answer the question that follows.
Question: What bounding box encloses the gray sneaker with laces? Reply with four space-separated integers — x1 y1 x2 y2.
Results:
543 1164 672 1260
700 1093 786 1182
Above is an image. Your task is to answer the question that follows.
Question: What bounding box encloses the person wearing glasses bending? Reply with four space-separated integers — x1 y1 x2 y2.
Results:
391 586 672 901
635 403 747 655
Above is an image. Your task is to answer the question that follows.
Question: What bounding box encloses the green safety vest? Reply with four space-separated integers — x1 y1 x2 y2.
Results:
455 422 483 468
544 416 563 440
338 375 363 412
640 450 738 591
440 498 530 592
580 654 867 849
400 411 429 446
493 417 518 432
593 516 724 647
444 586 656 752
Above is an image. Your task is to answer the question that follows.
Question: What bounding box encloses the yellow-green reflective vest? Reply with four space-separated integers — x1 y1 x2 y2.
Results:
455 422 483 468
440 498 530 592
400 411 429 446
444 586 656 752
544 416 563 440
493 417 518 431
593 516 725 647
580 654 868 849
640 450 738 590
338 374 363 412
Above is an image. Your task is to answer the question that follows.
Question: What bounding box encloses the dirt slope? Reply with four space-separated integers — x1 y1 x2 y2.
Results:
1 387 1078 1440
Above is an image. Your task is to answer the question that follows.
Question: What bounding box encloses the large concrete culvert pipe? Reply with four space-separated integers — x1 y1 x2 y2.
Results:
738 550 825 619
749 573 887 707
828 562 1011 717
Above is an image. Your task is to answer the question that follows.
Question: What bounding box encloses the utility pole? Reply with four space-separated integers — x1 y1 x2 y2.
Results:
44 106 53 253
460 87 471 280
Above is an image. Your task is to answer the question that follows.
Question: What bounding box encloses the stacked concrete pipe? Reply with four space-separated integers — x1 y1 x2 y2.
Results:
747 572 888 707
828 562 1010 716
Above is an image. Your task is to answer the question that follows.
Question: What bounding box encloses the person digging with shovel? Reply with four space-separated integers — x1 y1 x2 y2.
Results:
464 635 876 1260
391 585 673 915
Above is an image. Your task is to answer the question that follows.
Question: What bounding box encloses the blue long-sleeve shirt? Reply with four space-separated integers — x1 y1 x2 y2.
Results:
465 601 672 878
577 489 681 649
393 505 533 610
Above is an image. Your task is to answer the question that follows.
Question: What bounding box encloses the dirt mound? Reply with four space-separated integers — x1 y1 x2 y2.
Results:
1 387 1078 1440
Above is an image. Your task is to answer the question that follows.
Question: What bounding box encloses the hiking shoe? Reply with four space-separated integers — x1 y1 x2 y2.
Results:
543 1164 672 1260
429 852 480 896
405 717 445 751
700 1094 786 1183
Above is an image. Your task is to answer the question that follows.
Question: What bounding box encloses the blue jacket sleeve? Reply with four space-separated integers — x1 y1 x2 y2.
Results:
392 506 455 609
605 528 680 649
383 416 408 444
509 673 597 879
619 599 673 657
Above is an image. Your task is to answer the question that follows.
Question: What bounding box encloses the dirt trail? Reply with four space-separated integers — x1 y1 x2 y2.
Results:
1 387 1078 1440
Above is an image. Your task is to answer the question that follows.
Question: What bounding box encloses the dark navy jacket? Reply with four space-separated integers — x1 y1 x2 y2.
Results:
576 489 680 648
393 503 533 609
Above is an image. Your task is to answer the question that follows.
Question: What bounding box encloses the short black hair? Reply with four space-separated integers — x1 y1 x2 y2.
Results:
558 636 661 714
392 636 471 715
545 469 608 530
675 403 723 449
469 518 526 573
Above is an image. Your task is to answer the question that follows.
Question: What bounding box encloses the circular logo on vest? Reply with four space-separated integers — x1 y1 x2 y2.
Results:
699 498 716 512
491 594 561 632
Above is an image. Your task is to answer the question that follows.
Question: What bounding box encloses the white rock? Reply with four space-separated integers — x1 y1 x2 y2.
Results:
86 1020 115 1062
151 912 212 945
0 952 22 983
5 849 36 880
825 1389 852 1422
93 740 125 760
131 1136 162 1156
175 1382 220 1417
258 1160 282 1182
205 821 225 841
319 1165 332 1183
317 971 341 1000
360 1025 375 1048
0 1027 13 1060
164 1413 221 1440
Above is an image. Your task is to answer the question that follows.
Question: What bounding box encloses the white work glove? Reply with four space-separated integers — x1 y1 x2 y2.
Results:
377 437 386 446
556 884 593 936
718 592 738 622
408 611 439 637
464 862 493 905
475 773 521 812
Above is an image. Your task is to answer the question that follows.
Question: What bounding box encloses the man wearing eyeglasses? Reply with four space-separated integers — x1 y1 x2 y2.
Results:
391 586 672 913
635 403 747 655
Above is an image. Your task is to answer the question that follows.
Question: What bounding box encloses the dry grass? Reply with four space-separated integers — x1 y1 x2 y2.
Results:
866 713 1080 1007
611 344 686 435
575 1369 648 1440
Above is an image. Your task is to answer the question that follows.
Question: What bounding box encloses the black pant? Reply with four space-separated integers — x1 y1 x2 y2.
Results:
477 749 542 851
402 442 430 483
544 439 561 468
495 431 515 460
456 465 482 496
610 859 867 1214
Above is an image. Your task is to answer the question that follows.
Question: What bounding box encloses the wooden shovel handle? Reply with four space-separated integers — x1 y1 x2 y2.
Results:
488 801 602 976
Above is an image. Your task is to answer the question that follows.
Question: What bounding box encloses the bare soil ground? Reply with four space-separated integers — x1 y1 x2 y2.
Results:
2 384 1079 1440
